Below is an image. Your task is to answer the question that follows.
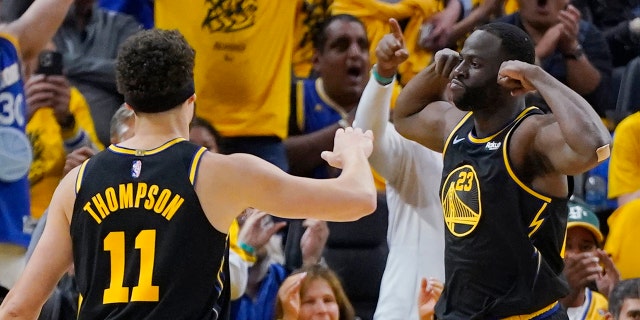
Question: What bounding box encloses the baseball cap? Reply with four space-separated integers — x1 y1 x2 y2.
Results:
567 199 604 244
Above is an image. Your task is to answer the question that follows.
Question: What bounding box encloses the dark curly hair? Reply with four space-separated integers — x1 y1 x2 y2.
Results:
116 29 195 113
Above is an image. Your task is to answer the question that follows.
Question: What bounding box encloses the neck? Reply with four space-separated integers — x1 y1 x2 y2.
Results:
560 287 587 309
119 108 190 149
319 78 361 113
472 96 524 137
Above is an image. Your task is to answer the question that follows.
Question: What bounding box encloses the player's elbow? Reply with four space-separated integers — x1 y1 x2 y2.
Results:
343 191 378 222
0 303 33 319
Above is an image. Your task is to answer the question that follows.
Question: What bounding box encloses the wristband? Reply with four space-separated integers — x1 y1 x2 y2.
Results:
238 241 255 255
372 64 395 86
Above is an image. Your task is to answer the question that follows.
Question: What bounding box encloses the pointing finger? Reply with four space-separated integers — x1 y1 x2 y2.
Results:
389 18 404 43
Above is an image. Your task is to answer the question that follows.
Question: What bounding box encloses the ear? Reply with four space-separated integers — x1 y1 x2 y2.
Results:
603 311 613 320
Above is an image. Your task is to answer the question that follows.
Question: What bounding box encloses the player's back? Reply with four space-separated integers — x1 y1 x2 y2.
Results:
71 138 229 320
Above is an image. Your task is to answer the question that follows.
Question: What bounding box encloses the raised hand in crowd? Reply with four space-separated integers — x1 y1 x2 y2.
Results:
300 219 329 266
277 272 307 320
535 4 582 60
594 249 621 298
63 147 96 176
237 208 287 251
376 18 410 78
418 277 443 320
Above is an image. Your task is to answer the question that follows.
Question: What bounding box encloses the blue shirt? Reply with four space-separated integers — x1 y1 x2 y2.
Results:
230 263 288 320
0 34 32 247
498 13 614 116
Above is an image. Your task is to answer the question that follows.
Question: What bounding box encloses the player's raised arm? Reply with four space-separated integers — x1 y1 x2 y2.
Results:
2 0 74 61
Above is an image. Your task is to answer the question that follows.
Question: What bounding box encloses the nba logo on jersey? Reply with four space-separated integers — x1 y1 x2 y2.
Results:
131 160 142 178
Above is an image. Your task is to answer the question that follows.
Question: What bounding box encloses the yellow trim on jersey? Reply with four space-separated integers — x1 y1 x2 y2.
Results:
109 138 186 156
315 78 350 120
296 80 305 132
468 107 536 144
0 32 21 54
502 302 559 320
502 108 552 203
560 230 566 258
215 237 228 299
75 160 90 193
229 219 257 263
528 203 548 237
77 294 83 318
443 112 473 156
189 147 207 185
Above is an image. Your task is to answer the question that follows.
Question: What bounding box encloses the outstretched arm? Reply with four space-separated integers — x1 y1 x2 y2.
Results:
2 0 74 61
198 127 377 232
498 61 611 175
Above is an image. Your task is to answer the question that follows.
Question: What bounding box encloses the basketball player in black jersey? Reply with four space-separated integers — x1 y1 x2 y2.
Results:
390 22 611 319
0 29 377 319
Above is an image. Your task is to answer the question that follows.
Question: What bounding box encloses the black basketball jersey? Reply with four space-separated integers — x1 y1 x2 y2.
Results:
71 138 230 320
435 107 569 319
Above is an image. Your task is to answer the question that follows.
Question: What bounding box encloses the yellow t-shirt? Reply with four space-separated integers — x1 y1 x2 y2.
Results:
604 199 640 279
26 87 103 219
608 112 640 199
155 0 298 139
293 0 333 78
331 0 441 85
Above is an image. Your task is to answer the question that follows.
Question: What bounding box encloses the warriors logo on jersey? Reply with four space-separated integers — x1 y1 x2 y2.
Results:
441 164 481 237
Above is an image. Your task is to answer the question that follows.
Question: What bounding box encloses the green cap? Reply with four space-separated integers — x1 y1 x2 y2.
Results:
567 200 604 244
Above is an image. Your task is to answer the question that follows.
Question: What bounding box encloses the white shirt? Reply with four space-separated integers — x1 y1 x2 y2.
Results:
354 76 445 320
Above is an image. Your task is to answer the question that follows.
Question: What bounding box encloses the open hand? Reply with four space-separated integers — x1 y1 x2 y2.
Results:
594 249 620 298
418 277 444 320
237 208 287 250
557 5 581 55
321 127 373 169
300 219 329 266
277 272 308 320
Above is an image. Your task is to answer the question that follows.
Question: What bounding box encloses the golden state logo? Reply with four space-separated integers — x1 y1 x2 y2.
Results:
441 165 481 237
202 0 257 33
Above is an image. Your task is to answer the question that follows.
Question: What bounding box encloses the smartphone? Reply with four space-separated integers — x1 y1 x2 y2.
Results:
35 50 63 75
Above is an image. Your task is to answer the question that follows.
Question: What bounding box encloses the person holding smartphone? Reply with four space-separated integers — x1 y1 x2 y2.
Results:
24 46 104 245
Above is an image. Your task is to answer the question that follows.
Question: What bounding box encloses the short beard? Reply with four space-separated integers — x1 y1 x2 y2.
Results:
454 86 490 112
